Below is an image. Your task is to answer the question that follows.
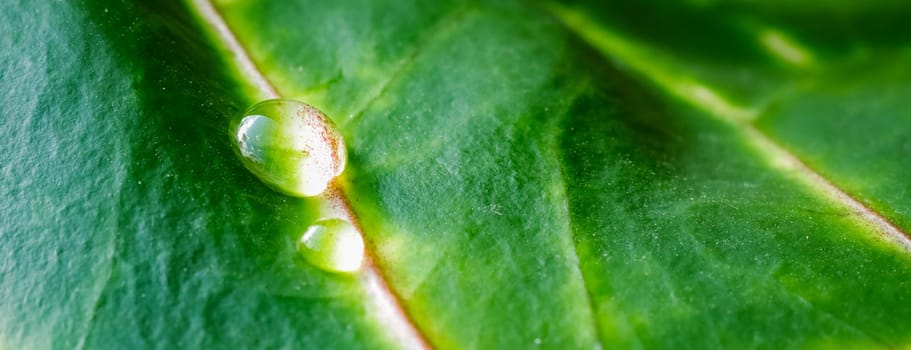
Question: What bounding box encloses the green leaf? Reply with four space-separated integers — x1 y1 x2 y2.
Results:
0 2 394 348
2 0 911 349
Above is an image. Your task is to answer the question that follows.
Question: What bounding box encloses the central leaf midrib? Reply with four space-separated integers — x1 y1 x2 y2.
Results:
186 0 432 348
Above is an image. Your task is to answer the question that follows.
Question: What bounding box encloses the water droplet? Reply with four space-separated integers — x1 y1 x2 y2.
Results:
298 218 364 273
231 99 346 197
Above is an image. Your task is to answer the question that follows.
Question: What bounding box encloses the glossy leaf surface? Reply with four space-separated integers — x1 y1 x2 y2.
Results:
2 0 910 349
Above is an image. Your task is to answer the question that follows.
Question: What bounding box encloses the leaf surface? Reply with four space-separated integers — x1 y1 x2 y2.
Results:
2 0 911 349
0 1 396 348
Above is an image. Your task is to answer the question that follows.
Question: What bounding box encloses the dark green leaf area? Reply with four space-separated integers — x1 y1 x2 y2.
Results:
0 1 395 349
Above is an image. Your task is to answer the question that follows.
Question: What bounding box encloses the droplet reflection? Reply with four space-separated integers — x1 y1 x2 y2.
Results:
231 99 346 197
298 218 364 273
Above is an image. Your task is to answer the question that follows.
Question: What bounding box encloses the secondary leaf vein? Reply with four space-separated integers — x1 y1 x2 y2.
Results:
545 3 911 253
344 6 475 126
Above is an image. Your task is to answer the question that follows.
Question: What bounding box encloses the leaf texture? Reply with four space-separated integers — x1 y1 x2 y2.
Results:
2 0 911 349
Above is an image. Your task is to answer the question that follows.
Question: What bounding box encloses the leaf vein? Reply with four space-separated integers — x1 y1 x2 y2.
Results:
548 83 606 347
188 1 432 348
344 6 475 126
544 3 911 253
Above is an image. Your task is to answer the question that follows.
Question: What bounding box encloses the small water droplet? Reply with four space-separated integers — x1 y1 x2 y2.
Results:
231 99 346 197
298 218 364 273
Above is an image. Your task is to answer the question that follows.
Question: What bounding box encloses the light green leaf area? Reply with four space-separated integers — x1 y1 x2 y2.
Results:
2 0 911 349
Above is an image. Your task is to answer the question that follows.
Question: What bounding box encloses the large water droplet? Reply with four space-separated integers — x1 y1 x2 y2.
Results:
298 218 364 273
232 99 346 197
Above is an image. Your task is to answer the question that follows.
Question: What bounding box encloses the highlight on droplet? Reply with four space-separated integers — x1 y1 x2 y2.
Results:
231 99 346 197
298 218 365 273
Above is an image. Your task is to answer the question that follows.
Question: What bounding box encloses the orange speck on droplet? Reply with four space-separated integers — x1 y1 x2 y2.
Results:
231 99 347 197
